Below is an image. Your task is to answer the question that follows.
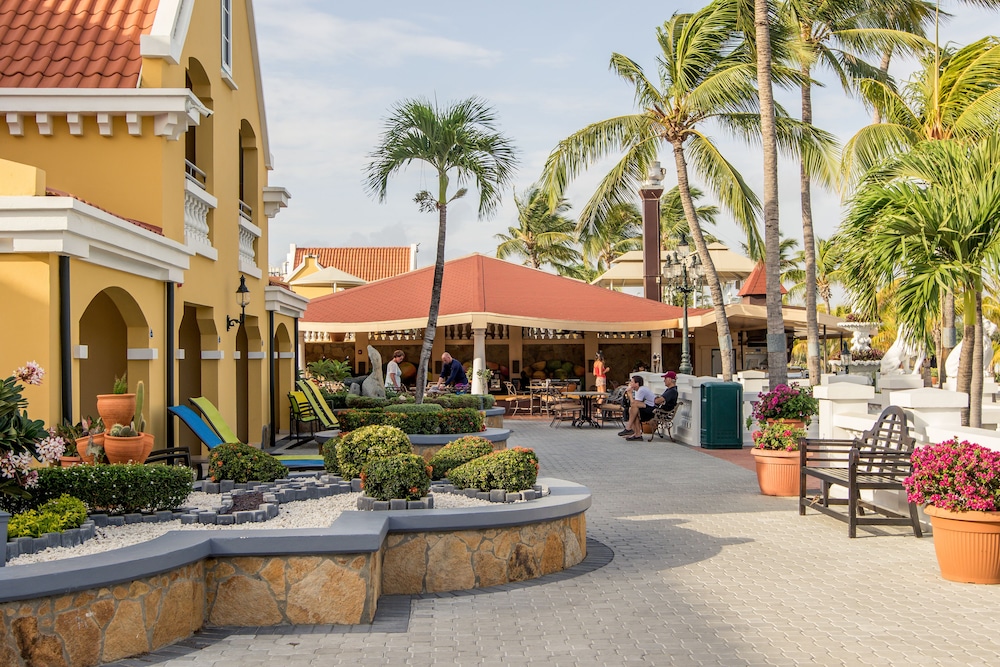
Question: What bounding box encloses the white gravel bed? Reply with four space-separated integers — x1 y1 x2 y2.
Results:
6 490 495 568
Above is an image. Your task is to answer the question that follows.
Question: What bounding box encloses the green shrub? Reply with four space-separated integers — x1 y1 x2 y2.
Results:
325 391 349 409
337 409 389 432
345 394 391 409
337 407 484 435
361 453 431 501
209 443 287 483
322 437 341 475
7 494 88 538
428 436 495 480
447 447 540 492
336 425 412 479
426 394 495 410
7 465 194 515
436 408 484 434
384 403 443 414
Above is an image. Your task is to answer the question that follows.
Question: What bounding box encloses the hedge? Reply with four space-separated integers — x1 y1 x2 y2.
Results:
446 447 540 493
361 453 431 501
336 425 412 480
209 443 288 483
337 408 484 435
428 436 495 480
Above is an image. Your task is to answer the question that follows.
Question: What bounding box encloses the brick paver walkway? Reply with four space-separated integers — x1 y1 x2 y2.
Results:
114 419 1000 666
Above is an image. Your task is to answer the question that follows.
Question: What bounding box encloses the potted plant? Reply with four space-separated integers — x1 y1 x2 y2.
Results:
103 423 147 464
53 421 85 466
746 383 819 431
903 438 1000 584
96 372 136 433
750 421 806 496
1 361 66 498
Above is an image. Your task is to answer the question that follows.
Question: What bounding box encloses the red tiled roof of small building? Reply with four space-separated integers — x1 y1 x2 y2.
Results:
0 0 159 89
294 246 411 283
304 253 684 327
738 262 786 296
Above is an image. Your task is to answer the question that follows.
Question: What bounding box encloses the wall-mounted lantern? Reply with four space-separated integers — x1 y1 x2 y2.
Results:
226 275 250 331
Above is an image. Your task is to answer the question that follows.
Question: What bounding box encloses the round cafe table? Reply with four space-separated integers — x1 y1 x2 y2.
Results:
563 391 608 428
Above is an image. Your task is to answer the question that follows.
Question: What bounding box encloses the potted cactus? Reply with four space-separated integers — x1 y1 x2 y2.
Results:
96 372 136 433
103 423 146 463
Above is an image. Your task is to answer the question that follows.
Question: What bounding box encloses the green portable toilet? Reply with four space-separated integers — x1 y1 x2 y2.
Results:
700 382 743 449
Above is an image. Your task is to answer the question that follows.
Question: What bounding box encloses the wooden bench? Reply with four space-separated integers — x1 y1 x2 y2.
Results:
798 405 923 538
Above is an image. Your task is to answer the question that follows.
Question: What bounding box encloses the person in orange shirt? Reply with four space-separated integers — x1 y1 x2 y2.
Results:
594 351 609 394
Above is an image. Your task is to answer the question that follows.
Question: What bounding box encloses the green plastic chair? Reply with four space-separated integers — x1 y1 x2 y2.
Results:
189 396 241 444
297 380 340 430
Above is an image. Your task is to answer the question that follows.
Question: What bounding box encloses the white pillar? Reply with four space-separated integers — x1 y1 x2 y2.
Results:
471 327 487 394
813 381 875 440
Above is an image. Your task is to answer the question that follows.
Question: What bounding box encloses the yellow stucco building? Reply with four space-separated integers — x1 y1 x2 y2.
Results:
0 0 308 453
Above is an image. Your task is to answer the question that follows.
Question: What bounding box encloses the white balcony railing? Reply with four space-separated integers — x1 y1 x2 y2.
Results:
183 178 217 260
238 216 261 276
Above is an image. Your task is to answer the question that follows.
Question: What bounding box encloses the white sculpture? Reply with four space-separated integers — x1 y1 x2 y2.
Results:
880 325 926 376
944 320 997 381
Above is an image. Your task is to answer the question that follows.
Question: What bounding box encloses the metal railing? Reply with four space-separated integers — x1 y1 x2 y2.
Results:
184 160 207 187
239 199 253 222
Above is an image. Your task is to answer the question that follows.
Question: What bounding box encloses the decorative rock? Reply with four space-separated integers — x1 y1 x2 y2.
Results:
464 488 479 498
155 511 174 522
6 541 18 560
142 514 158 523
220 480 235 493
351 478 363 492
90 513 109 527
198 512 218 524
124 513 144 524
522 489 536 501
108 516 125 527
476 492 490 501
389 499 407 510
205 482 220 494
216 514 235 525
180 514 197 525
234 511 254 524
490 489 506 502
506 492 522 503
253 510 266 522
17 536 33 554
407 499 426 510
372 501 390 511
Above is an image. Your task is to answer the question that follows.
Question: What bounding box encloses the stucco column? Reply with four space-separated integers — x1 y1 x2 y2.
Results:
472 327 487 393
584 332 599 390
509 326 523 388
354 332 369 375
890 387 968 443
813 380 876 440
650 332 663 374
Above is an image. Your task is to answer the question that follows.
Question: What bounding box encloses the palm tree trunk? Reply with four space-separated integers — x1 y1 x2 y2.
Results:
971 289 984 428
415 200 449 404
958 303 974 427
671 141 734 381
799 63 821 384
942 289 955 385
874 48 892 123
755 0 787 388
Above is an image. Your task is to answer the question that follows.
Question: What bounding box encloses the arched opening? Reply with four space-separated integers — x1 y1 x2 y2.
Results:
185 58 214 190
239 120 258 226
177 305 203 453
274 322 292 437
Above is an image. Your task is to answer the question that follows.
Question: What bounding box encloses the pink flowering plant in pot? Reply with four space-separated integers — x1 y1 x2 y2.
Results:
751 421 806 451
903 438 1000 512
1 362 65 498
746 383 819 429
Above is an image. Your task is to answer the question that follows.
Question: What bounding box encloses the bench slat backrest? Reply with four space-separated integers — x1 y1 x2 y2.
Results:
853 406 914 477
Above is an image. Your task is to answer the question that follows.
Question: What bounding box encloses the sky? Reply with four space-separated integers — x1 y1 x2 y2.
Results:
254 0 999 275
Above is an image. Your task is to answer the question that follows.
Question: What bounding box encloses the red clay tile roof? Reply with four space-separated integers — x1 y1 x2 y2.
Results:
304 253 684 329
294 247 410 283
0 0 159 89
738 262 786 297
46 187 162 234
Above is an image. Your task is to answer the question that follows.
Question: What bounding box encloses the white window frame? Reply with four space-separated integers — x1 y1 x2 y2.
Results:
221 0 233 76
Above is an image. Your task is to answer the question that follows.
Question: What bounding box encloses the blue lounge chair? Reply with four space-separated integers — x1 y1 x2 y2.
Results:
168 405 325 469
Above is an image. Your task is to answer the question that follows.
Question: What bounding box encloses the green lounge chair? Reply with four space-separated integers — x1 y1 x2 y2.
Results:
296 380 340 430
189 396 241 444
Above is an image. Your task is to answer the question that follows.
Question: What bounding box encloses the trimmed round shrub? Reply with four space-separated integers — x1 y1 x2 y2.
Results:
209 443 287 483
384 403 444 414
428 435 494 480
361 453 431 501
336 424 412 480
447 447 540 493
0 464 193 515
7 494 88 538
322 437 341 475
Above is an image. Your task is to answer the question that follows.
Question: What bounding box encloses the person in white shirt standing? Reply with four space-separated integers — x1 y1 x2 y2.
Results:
385 350 405 391
620 375 656 441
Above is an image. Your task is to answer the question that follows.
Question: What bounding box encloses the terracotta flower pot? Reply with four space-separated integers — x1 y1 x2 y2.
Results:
104 434 148 464
140 432 154 461
60 455 83 467
96 393 136 431
751 448 801 496
76 433 104 464
925 505 1000 584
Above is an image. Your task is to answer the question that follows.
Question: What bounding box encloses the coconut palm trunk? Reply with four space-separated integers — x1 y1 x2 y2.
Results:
755 0 788 388
971 290 984 428
414 193 449 404
671 142 734 379
799 67 821 382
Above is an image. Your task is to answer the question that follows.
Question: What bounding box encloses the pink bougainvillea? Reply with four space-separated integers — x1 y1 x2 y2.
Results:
904 439 1000 512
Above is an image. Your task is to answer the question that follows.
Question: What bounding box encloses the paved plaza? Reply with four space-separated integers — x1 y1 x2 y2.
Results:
112 419 1000 666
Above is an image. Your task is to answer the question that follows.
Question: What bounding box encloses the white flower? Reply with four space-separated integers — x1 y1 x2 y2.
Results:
13 361 44 385
37 435 66 462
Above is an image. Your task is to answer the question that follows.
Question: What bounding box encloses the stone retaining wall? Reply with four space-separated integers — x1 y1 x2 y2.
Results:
0 478 589 667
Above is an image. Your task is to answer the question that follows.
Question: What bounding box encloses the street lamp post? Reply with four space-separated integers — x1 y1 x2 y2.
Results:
664 235 699 375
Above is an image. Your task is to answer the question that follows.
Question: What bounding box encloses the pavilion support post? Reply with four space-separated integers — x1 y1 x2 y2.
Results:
472 327 487 393
639 162 665 302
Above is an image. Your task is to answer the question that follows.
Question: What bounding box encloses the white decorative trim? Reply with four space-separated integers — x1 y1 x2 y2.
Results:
127 348 158 360
202 350 224 360
96 112 113 136
0 89 210 140
139 0 193 65
238 217 261 277
233 351 242 359
278 352 295 359
176 349 186 360
0 196 192 282
246 351 266 360
264 284 309 318
262 187 290 218
72 345 88 360
66 113 83 136
221 70 238 91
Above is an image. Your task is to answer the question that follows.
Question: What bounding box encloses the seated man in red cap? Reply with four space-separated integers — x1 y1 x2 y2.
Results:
656 371 678 412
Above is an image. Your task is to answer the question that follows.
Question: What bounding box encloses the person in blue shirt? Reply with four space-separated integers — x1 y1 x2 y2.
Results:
437 352 469 388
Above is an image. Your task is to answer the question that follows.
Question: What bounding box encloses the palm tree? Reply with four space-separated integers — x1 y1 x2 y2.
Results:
838 136 1000 427
843 36 1000 383
541 2 834 380
365 97 517 403
784 237 847 313
495 185 581 270
579 201 642 274
659 186 720 250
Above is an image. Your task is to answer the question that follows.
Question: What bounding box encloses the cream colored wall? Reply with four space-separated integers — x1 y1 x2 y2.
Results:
290 285 329 300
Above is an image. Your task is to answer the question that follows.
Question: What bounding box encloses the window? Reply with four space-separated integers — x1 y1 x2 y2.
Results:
221 0 233 75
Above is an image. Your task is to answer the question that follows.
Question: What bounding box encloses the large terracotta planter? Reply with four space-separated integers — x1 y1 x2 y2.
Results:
925 505 1000 584
60 455 83 467
751 448 800 496
96 393 136 431
76 433 104 464
104 434 148 464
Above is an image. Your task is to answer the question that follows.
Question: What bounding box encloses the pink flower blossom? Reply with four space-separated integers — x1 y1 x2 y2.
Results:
14 361 44 385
